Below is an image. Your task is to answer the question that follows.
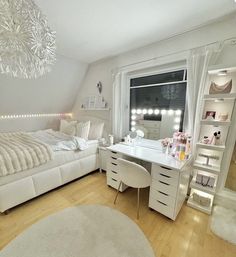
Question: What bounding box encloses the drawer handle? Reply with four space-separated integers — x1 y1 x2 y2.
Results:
160 166 172 170
111 178 117 182
111 151 117 154
159 173 171 178
158 190 169 196
111 163 117 166
112 170 117 174
157 200 167 206
159 180 170 186
111 157 117 160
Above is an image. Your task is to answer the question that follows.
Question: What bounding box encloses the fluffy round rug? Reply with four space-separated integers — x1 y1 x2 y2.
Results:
210 205 236 245
0 205 155 257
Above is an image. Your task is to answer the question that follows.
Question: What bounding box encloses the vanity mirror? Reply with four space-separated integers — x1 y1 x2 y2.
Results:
129 69 187 139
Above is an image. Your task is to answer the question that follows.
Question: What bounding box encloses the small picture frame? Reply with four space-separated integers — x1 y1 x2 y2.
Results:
205 111 216 120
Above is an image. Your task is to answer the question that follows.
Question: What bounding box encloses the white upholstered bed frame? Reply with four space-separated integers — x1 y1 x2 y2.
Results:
0 116 109 213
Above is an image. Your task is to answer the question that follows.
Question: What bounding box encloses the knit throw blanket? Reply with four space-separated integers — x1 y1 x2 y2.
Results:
0 132 53 177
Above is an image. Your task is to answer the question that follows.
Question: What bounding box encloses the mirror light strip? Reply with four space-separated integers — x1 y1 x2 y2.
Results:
0 113 72 120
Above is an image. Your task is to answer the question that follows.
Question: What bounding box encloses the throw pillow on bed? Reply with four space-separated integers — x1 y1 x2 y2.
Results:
76 121 91 140
88 122 104 140
60 119 77 136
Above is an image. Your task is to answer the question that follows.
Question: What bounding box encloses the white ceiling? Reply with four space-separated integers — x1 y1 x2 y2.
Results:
36 0 236 63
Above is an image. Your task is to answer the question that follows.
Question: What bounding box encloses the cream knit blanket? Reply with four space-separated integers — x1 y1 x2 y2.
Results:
0 132 53 177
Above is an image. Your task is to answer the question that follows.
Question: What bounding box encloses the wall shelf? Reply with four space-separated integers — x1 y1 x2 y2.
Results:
79 108 110 111
200 120 231 126
193 162 220 175
196 142 225 151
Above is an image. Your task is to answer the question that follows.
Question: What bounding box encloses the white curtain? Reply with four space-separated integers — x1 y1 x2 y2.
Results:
112 71 128 141
185 44 222 153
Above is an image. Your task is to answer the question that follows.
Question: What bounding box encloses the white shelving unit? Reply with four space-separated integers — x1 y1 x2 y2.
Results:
187 64 236 214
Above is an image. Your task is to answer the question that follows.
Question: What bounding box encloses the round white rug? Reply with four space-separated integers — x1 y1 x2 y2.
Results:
210 205 236 245
0 204 155 257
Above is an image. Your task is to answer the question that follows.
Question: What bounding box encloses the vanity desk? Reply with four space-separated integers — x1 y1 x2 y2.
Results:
106 140 191 220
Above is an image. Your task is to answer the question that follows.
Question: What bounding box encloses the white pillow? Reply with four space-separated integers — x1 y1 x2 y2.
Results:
76 121 90 140
88 122 104 140
60 119 77 136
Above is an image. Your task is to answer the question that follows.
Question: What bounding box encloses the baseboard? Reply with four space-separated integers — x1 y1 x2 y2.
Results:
214 190 236 211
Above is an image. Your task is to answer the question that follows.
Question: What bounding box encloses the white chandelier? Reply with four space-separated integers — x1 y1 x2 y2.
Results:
0 0 56 79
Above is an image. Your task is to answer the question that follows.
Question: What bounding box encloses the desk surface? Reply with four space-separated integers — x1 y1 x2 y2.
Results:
107 142 189 171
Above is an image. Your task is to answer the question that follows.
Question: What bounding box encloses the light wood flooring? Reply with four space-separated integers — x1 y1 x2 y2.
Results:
0 171 236 257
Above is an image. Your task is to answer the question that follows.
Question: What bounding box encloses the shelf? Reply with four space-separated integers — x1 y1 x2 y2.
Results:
204 93 236 100
80 108 110 111
200 120 231 126
187 196 212 215
193 162 220 175
208 64 236 74
190 177 216 195
196 142 225 151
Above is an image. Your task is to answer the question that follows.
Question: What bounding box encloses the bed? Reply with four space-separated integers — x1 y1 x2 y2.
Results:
0 117 106 213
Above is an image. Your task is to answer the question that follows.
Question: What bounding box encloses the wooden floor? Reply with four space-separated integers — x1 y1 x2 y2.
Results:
0 171 236 257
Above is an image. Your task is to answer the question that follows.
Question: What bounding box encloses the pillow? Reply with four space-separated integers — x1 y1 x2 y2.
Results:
60 119 77 136
88 122 104 140
76 121 90 140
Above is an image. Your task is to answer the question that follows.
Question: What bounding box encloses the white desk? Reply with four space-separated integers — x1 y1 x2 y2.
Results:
106 140 191 220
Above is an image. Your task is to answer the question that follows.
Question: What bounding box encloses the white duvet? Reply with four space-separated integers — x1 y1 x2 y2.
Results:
30 129 88 151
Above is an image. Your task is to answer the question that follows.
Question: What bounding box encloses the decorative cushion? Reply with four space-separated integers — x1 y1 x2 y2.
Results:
76 121 90 140
60 120 77 136
88 122 104 140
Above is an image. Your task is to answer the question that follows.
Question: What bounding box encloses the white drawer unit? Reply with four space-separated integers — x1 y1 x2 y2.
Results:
106 150 128 192
106 143 191 221
98 146 109 172
149 163 190 220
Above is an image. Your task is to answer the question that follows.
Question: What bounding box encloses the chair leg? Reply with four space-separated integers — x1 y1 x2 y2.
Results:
114 181 122 204
137 188 140 219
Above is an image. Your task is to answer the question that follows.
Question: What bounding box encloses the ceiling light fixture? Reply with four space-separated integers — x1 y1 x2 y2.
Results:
0 0 56 79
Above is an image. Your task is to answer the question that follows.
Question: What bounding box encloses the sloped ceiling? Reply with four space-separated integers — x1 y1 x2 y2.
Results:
0 56 88 116
35 0 236 63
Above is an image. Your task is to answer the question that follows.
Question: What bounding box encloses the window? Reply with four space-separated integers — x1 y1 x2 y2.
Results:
129 69 187 139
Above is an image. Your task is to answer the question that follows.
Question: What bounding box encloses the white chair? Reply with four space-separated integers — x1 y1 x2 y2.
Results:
114 158 151 219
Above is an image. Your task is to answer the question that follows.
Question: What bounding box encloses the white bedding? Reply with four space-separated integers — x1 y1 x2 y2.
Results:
0 132 53 177
30 129 88 151
0 140 99 186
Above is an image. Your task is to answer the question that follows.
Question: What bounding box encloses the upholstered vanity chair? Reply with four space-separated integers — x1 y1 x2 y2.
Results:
114 158 151 219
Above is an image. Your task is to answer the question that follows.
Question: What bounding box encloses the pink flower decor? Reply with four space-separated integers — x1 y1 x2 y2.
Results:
161 138 171 147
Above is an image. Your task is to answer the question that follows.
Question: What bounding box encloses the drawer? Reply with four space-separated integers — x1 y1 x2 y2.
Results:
107 176 128 192
107 162 119 172
152 164 179 180
148 134 160 140
148 128 160 134
150 188 176 208
153 173 178 187
109 151 122 159
151 180 177 198
109 156 119 164
107 169 119 180
149 197 174 220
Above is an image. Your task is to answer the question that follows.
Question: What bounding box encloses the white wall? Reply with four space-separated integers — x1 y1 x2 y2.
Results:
72 14 236 134
0 55 88 131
